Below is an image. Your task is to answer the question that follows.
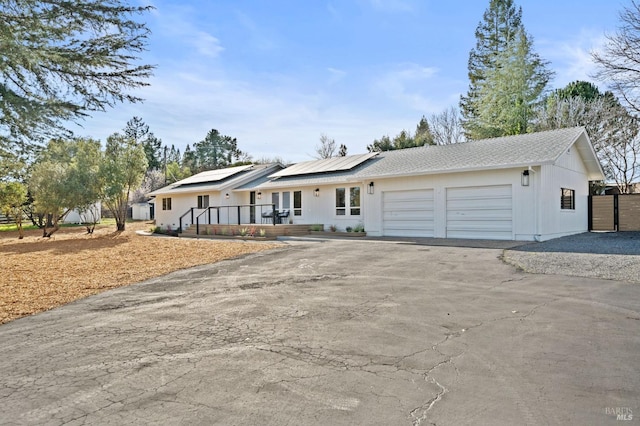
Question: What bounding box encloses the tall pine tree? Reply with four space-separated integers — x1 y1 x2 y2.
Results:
473 28 553 138
460 0 523 138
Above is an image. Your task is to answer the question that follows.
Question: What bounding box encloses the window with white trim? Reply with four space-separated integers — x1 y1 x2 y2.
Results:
336 187 361 216
561 188 575 210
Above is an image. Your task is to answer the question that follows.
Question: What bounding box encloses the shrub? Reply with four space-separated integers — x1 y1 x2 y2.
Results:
346 226 353 232
310 224 323 231
329 224 337 232
259 228 266 237
353 223 365 233
239 227 248 237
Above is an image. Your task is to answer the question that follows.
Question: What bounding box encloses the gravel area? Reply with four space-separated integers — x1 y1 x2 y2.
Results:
503 232 640 284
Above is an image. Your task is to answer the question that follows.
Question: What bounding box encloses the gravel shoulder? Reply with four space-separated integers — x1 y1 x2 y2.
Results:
503 232 640 284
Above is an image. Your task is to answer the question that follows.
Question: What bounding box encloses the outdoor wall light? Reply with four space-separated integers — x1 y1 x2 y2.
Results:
521 170 530 186
314 188 320 197
367 181 375 194
257 191 262 200
225 193 230 199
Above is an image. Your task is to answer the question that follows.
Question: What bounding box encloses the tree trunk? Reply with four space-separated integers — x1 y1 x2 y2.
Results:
117 222 126 231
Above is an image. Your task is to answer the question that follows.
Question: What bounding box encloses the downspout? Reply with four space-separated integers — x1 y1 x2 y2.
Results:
528 166 542 242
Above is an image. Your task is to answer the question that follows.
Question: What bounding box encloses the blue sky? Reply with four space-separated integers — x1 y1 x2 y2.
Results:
76 0 624 162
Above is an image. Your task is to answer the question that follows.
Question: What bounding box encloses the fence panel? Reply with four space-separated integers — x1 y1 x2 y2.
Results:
619 195 640 231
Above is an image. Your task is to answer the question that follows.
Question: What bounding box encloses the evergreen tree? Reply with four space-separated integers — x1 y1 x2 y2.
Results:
123 117 163 170
473 28 553 138
194 129 243 172
460 0 523 137
0 1 154 150
182 144 197 172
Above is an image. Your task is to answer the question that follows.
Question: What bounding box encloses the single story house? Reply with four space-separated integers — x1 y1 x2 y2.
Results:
149 127 604 241
148 163 283 231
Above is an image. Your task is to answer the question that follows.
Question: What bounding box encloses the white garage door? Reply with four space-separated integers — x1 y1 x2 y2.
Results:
446 185 513 240
383 189 434 237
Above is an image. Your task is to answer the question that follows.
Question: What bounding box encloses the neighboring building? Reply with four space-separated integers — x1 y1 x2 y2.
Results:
131 202 154 221
149 127 604 241
61 202 102 224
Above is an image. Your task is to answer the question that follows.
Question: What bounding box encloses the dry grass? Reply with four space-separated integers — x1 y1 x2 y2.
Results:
0 221 280 325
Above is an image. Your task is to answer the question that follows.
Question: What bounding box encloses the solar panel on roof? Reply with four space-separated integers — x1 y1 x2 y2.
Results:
176 164 253 185
270 152 378 178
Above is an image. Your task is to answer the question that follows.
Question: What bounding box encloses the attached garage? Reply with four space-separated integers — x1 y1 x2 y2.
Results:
446 185 513 240
383 189 434 237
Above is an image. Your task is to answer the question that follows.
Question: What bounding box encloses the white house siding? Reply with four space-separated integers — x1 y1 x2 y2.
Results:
257 185 365 231
363 168 537 240
155 191 246 230
536 148 590 240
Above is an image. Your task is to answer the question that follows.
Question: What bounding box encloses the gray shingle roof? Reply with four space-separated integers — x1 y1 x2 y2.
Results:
250 127 603 190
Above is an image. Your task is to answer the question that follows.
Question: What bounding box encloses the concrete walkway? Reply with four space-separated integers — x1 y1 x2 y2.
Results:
0 239 638 425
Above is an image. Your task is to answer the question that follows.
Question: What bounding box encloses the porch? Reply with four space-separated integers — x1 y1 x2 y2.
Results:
177 203 314 238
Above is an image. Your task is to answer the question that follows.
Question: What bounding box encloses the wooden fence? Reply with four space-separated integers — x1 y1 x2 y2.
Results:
589 194 640 231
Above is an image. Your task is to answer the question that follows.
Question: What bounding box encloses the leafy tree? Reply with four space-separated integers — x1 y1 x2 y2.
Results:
461 0 524 136
534 84 639 193
193 129 243 171
28 138 102 237
100 133 147 231
592 1 640 113
0 1 154 151
428 106 465 145
0 181 28 239
165 161 192 184
315 134 337 159
472 28 553 138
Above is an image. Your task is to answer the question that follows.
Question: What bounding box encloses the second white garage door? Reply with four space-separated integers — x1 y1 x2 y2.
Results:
383 189 434 237
446 185 513 240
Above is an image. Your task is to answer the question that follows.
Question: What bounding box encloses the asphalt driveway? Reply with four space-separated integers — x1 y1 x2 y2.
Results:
0 238 638 425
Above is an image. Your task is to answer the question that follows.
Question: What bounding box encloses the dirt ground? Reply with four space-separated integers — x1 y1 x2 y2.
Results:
0 221 280 325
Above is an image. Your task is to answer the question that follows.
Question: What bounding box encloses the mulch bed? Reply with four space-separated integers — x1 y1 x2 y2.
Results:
0 221 280 325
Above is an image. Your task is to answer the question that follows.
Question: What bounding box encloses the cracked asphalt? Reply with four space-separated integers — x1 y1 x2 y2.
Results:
0 239 638 425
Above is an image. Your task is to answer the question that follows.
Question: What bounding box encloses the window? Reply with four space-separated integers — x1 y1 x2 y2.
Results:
272 192 280 210
336 187 361 216
197 195 209 209
282 191 290 211
561 188 575 210
336 188 346 215
350 187 361 215
162 197 172 211
293 191 302 216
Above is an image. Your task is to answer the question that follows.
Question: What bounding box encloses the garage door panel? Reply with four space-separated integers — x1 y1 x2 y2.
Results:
383 189 434 237
446 198 512 210
446 185 513 240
